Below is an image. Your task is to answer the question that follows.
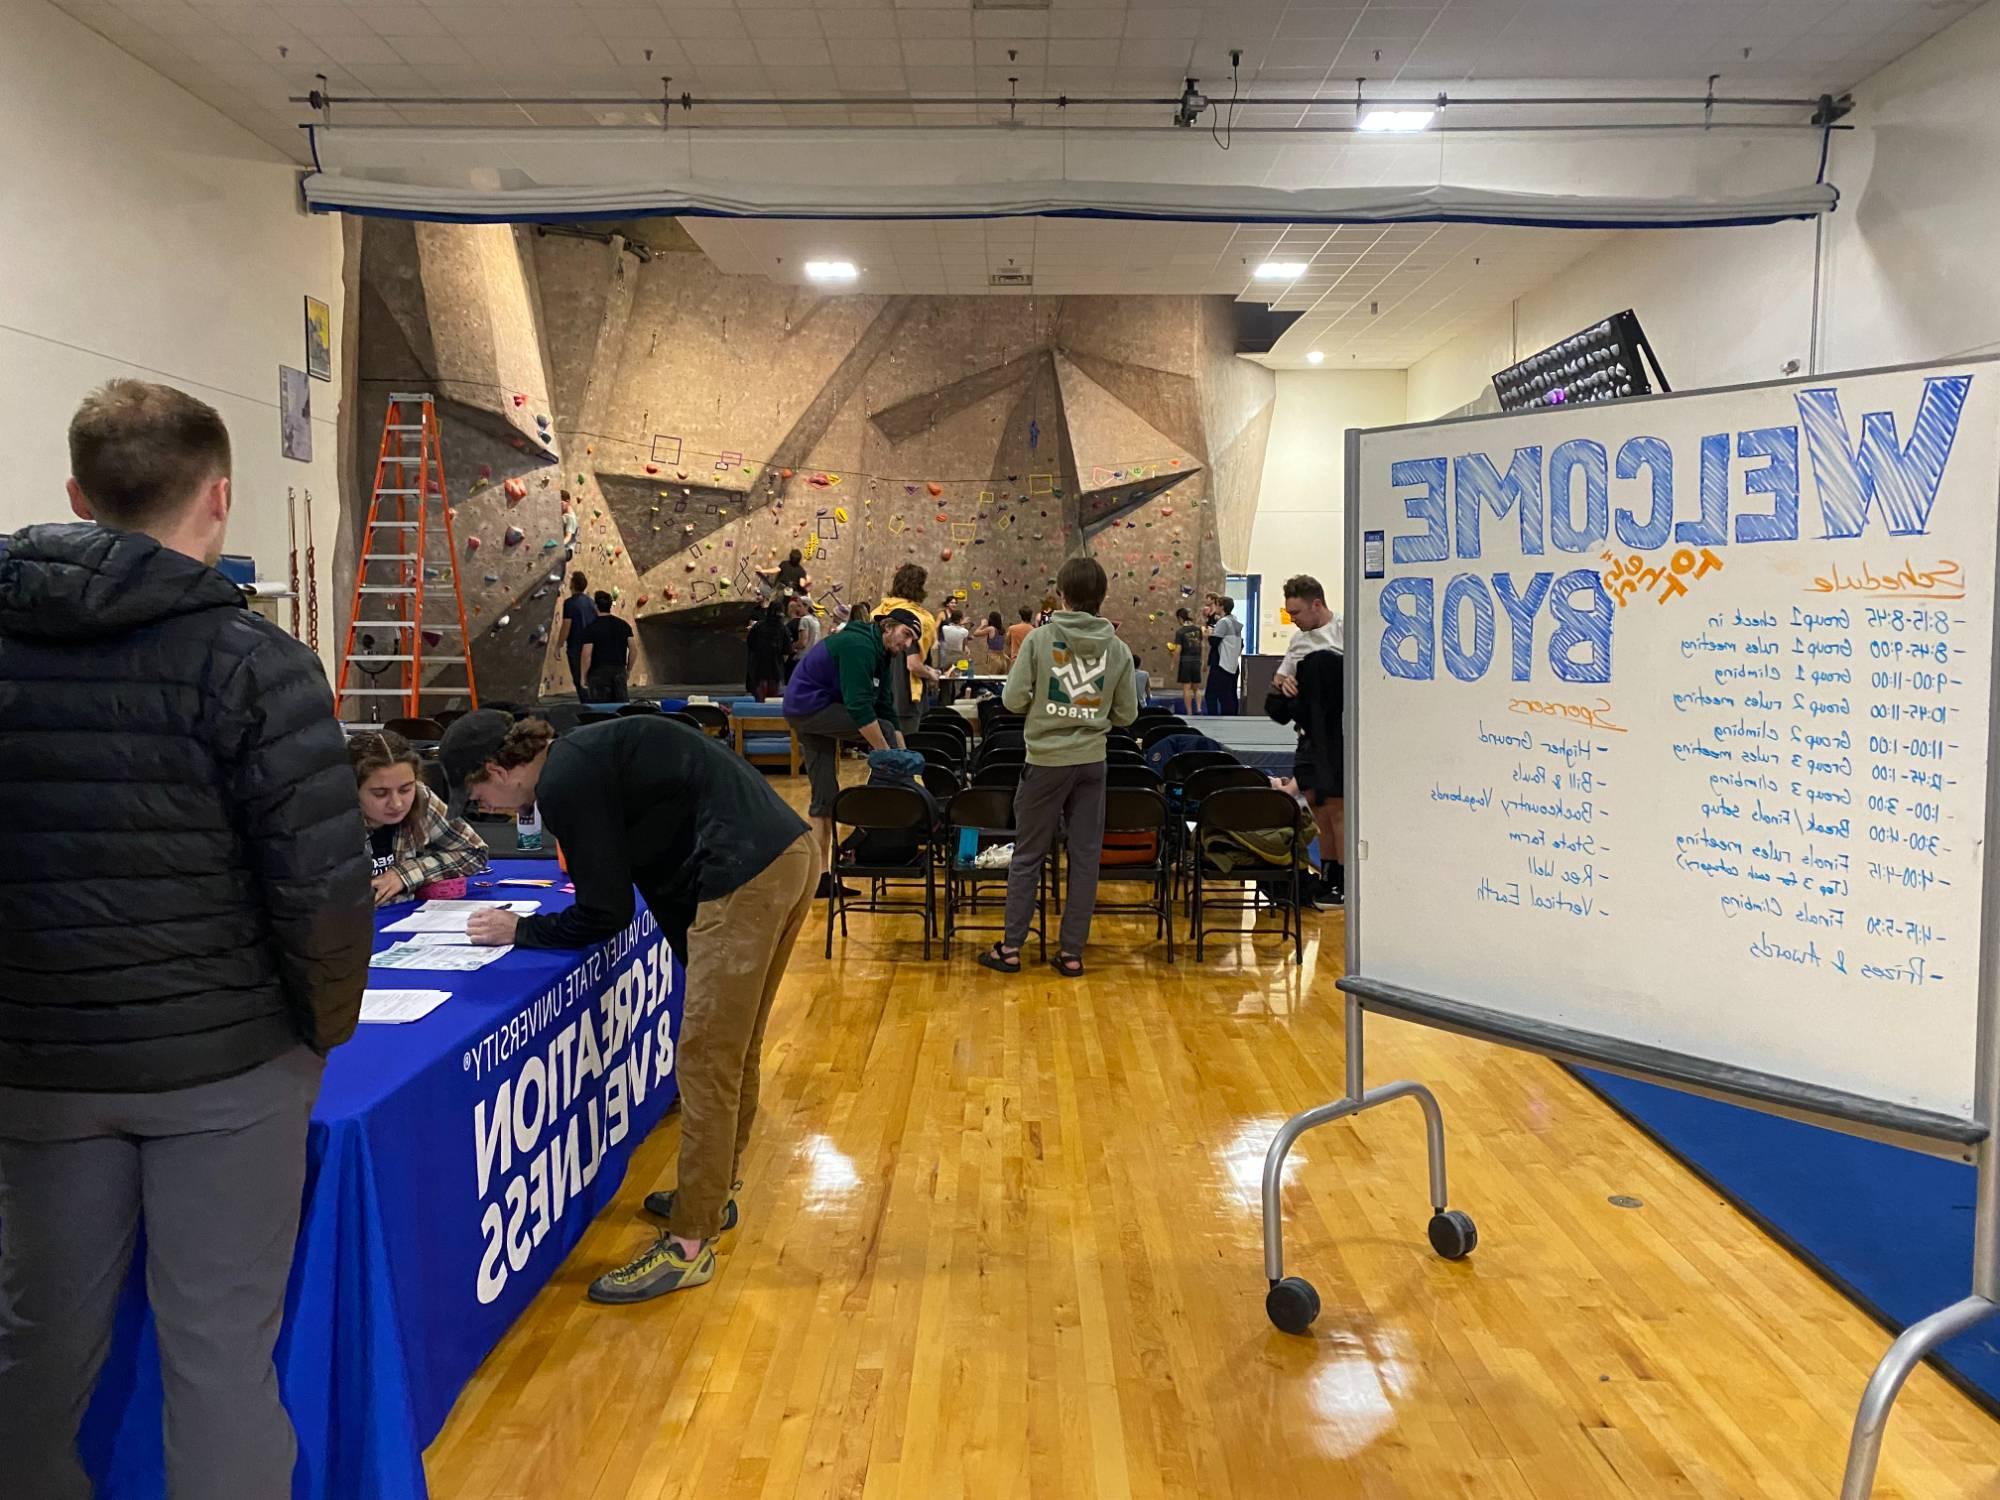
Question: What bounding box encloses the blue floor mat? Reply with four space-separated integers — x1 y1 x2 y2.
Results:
1571 1068 1998 1415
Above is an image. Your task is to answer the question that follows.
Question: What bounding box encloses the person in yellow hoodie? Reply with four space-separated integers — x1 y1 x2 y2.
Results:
871 564 938 737
978 556 1138 979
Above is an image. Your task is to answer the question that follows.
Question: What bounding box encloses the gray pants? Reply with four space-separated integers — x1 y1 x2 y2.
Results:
0 1047 323 1500
788 702 866 816
1005 761 1108 957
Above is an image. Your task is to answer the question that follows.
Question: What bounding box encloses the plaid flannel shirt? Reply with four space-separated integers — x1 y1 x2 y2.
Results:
378 782 489 894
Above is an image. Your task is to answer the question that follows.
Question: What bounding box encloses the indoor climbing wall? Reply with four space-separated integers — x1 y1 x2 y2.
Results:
348 218 1274 693
349 222 648 704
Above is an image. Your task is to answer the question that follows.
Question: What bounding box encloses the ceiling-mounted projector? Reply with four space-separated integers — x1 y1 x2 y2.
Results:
1173 78 1207 128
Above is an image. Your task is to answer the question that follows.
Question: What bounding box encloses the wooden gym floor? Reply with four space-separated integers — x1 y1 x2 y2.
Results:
426 773 2000 1500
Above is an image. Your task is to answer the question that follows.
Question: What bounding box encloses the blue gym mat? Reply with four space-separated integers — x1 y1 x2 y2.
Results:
1571 1069 1998 1415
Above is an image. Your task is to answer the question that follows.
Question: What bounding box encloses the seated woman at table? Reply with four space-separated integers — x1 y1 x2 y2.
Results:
349 731 489 905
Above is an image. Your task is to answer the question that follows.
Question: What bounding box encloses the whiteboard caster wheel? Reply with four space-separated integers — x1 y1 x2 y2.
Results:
1428 1210 1478 1261
1265 1276 1321 1334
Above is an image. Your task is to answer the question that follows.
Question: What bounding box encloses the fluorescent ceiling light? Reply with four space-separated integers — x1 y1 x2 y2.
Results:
1359 108 1434 133
804 260 858 282
1254 262 1307 280
1306 351 1325 365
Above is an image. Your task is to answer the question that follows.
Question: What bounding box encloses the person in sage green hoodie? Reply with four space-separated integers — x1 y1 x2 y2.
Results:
978 556 1138 978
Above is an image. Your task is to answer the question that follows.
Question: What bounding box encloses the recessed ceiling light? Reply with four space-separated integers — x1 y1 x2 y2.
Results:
1359 108 1434 133
804 260 858 282
1306 350 1325 365
1254 262 1307 280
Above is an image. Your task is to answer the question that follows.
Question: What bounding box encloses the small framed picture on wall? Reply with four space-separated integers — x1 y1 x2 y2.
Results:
304 295 332 382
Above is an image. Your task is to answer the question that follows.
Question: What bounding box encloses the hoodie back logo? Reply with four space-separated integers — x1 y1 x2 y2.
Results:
1048 641 1106 711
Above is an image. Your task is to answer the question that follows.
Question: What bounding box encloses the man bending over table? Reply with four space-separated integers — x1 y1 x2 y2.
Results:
441 710 816 1303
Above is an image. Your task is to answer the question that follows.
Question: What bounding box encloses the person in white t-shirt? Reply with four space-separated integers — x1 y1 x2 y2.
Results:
936 606 970 670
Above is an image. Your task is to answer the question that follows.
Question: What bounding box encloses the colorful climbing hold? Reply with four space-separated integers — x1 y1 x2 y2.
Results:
927 482 943 497
504 526 526 547
465 535 482 552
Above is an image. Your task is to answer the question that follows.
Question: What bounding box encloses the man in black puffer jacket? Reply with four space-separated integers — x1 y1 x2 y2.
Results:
0 380 372 1498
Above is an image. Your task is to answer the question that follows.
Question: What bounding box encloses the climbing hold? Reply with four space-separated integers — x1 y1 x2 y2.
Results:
465 535 482 553
781 467 795 480
541 538 560 550
685 560 697 571
512 393 526 407
927 482 943 496
646 465 659 475
685 523 696 533
483 572 499 584
941 547 954 561
834 506 848 524
497 613 511 628
504 525 525 546
636 595 649 607
421 629 443 648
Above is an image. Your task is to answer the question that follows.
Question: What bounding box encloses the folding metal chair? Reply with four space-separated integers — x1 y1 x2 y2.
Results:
1094 787 1175 961
826 785 936 959
1190 787 1310 964
943 785 1043 960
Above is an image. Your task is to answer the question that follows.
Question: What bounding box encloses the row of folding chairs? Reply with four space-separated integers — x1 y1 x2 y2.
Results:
825 782 1176 962
824 770 1313 965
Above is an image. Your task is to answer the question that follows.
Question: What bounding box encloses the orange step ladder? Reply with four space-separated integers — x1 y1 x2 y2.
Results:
335 394 479 726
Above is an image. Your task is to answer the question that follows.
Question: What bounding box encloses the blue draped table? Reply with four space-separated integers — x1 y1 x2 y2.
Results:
78 862 685 1498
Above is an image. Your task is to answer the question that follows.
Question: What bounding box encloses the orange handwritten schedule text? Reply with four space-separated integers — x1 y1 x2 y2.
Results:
1506 696 1628 733
1805 557 1964 600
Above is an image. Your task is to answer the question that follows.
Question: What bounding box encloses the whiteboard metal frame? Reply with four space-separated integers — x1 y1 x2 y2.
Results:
1259 361 1999 1500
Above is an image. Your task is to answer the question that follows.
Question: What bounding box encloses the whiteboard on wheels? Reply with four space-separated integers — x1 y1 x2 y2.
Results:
1349 358 2000 1125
